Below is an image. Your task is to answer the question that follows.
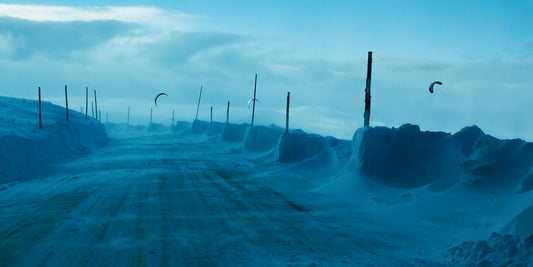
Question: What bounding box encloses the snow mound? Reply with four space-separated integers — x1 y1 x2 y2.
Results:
244 125 283 152
190 119 209 134
0 96 107 183
349 124 484 189
501 205 533 237
172 121 191 132
461 135 533 192
273 130 330 163
446 233 533 266
222 123 248 143
207 122 225 136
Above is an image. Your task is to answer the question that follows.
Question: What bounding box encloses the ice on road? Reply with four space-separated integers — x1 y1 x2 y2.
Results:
0 130 399 266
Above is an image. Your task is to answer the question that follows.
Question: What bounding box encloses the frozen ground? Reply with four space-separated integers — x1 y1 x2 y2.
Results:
2 97 533 266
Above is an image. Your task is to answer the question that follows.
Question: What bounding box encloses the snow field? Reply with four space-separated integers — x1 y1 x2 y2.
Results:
0 96 107 183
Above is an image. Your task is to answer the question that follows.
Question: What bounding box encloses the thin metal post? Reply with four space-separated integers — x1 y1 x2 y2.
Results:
364 51 372 127
38 87 42 129
94 89 98 121
226 101 230 124
65 85 69 120
286 92 290 133
85 87 88 119
195 86 202 120
251 73 257 126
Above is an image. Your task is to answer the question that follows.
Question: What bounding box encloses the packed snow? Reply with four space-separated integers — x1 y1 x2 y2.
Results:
0 96 107 183
2 95 533 265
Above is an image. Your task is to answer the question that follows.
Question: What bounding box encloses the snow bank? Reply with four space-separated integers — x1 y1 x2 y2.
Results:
0 96 107 183
244 125 283 152
349 124 484 189
190 119 209 134
461 135 533 192
446 233 533 266
274 129 351 168
172 121 191 132
207 122 225 136
222 123 248 143
502 205 533 237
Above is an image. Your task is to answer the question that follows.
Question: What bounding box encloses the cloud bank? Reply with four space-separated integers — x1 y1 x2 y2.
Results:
0 4 531 140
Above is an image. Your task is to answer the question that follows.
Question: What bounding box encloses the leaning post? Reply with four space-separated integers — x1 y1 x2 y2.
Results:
65 85 69 120
286 92 290 133
94 89 98 121
251 73 257 126
363 51 372 127
38 87 42 129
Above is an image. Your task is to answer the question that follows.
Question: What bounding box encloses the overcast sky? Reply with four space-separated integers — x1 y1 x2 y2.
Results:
0 1 531 139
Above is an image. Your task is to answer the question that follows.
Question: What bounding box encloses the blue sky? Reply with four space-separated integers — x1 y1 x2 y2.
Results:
0 1 531 139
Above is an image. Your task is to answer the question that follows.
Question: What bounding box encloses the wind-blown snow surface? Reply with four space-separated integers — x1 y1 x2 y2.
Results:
0 96 107 183
3 99 533 265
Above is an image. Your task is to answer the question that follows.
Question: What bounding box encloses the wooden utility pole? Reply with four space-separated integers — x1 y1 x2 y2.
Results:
85 87 88 119
286 92 290 133
210 106 213 123
38 87 42 130
251 73 257 126
65 85 69 120
364 51 372 127
195 86 202 120
92 102 94 117
94 89 98 121
226 101 230 124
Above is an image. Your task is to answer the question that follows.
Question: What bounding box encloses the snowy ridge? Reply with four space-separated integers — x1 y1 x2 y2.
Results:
0 96 107 183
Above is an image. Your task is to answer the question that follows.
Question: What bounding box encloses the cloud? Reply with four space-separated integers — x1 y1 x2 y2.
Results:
0 4 532 140
0 17 138 59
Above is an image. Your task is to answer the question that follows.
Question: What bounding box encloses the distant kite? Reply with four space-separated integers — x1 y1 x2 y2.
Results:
247 98 260 109
429 81 443 94
154 93 168 107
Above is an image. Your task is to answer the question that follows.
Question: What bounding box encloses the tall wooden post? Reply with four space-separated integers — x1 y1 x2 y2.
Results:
94 89 98 121
92 102 94 117
286 92 290 133
65 85 69 120
127 106 130 125
364 51 372 127
85 87 88 119
251 73 257 126
195 86 202 120
210 106 213 123
226 101 230 124
38 87 42 130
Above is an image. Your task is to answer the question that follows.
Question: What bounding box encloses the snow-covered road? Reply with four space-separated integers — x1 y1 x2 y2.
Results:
0 129 400 266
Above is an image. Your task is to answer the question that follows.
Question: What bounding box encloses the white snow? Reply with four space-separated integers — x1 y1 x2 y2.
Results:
0 96 107 183
2 97 533 266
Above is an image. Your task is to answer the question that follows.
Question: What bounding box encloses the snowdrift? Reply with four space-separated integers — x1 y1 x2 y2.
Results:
0 96 107 183
207 121 225 136
349 124 485 189
244 125 284 152
172 121 191 132
461 135 533 192
190 119 209 134
222 123 248 143
275 130 351 169
446 233 533 266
